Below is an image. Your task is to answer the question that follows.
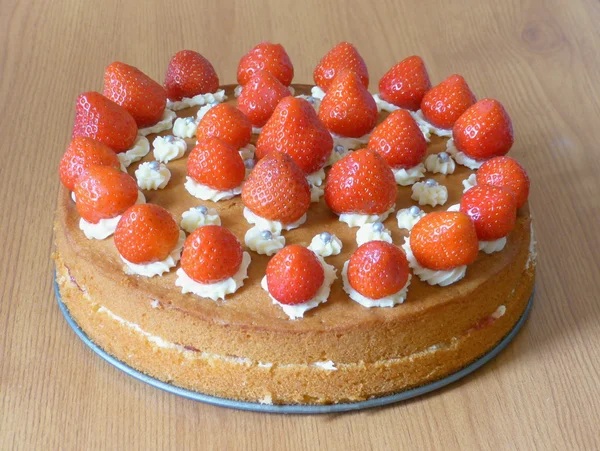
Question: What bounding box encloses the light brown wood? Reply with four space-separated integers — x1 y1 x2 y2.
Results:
1 0 599 448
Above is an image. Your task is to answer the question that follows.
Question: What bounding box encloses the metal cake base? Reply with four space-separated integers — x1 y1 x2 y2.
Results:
55 279 533 414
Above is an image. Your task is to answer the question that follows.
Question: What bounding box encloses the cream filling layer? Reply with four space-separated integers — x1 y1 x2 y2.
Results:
121 230 185 277
342 261 411 308
184 176 242 201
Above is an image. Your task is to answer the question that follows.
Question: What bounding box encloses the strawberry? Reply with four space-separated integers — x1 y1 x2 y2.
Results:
460 184 517 241
318 70 378 138
266 245 324 305
164 50 219 101
476 156 530 208
410 211 479 270
180 225 243 283
103 62 167 127
74 166 138 224
71 92 138 152
378 56 431 111
256 97 333 173
325 148 396 215
347 241 410 299
187 137 245 191
420 74 476 130
313 42 369 91
59 137 121 191
237 42 294 86
114 204 180 264
237 72 292 127
453 99 514 161
196 103 252 150
368 110 427 169
242 152 311 224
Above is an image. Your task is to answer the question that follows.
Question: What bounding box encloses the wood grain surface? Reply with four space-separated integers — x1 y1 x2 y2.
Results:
1 0 599 449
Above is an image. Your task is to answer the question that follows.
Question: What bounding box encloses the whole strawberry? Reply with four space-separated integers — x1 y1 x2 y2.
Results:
420 74 476 130
237 42 294 86
313 42 369 91
379 56 431 111
188 138 245 191
196 103 252 150
476 156 530 208
237 72 291 127
460 184 517 241
164 50 219 101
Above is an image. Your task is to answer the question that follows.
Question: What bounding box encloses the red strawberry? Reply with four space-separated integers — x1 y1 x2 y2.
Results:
325 148 396 215
347 241 410 299
460 185 517 241
164 50 219 101
368 110 427 169
74 166 138 224
72 92 138 152
196 103 252 150
476 156 530 208
242 152 311 224
378 56 431 111
420 74 476 130
237 72 291 127
237 42 294 86
180 225 243 283
114 204 180 264
187 138 245 191
453 99 514 161
266 245 324 305
318 70 378 138
313 42 369 91
410 211 479 270
59 137 121 191
103 62 167 127
256 97 333 173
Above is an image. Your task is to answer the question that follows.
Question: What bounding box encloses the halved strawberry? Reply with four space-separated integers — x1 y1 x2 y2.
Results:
180 225 243 283
237 72 291 127
103 62 167 127
379 56 431 111
460 184 517 241
420 74 476 130
410 211 479 270
368 110 427 169
313 42 369 91
114 204 180 264
453 99 514 161
237 42 294 86
59 137 121 191
187 137 245 191
318 70 378 138
196 103 252 150
266 245 324 305
164 50 219 101
256 97 333 173
477 156 530 208
74 166 138 223
71 92 138 152
347 241 410 299
325 148 396 215
242 152 311 224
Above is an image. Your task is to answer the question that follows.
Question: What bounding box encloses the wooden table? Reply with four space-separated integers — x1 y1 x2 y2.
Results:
2 0 599 448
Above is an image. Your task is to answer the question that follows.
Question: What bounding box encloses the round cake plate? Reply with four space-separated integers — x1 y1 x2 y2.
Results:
54 279 533 414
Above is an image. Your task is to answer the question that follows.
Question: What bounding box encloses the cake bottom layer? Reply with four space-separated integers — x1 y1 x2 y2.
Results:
54 257 534 405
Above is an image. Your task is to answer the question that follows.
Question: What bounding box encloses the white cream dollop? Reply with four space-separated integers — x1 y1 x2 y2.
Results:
326 144 350 166
184 176 242 202
355 222 393 246
152 135 187 163
310 184 324 203
308 233 342 257
117 136 150 168
196 103 217 122
411 180 448 207
173 116 198 139
342 261 411 308
166 89 227 111
121 230 185 277
331 132 371 151
372 93 401 113
261 256 337 320
238 143 256 162
402 237 467 286
411 110 453 139
307 168 326 187
446 138 484 170
462 173 477 192
243 207 306 233
295 94 321 111
138 109 177 136
78 191 146 240
425 152 456 174
175 252 251 301
396 207 426 230
392 163 426 186
135 162 171 190
244 227 285 256
479 237 507 254
339 207 395 228
311 86 326 100
180 206 221 233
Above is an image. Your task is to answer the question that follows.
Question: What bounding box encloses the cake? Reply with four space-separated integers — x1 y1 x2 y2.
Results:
54 43 536 405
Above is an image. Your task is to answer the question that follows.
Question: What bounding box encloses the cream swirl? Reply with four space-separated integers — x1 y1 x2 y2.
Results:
411 179 448 207
392 163 426 186
410 110 453 139
396 206 426 230
402 237 466 286
152 135 187 163
244 227 285 256
79 191 146 240
331 132 371 150
446 138 483 170
121 230 185 277
138 109 177 136
184 176 242 202
425 152 456 174
243 207 306 233
479 237 507 254
117 136 150 168
310 85 326 100
355 222 393 246
308 232 342 257
342 261 411 307
339 207 395 227
135 161 171 190
372 93 401 113
180 206 221 233
173 116 198 139
166 89 226 111
462 173 477 192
